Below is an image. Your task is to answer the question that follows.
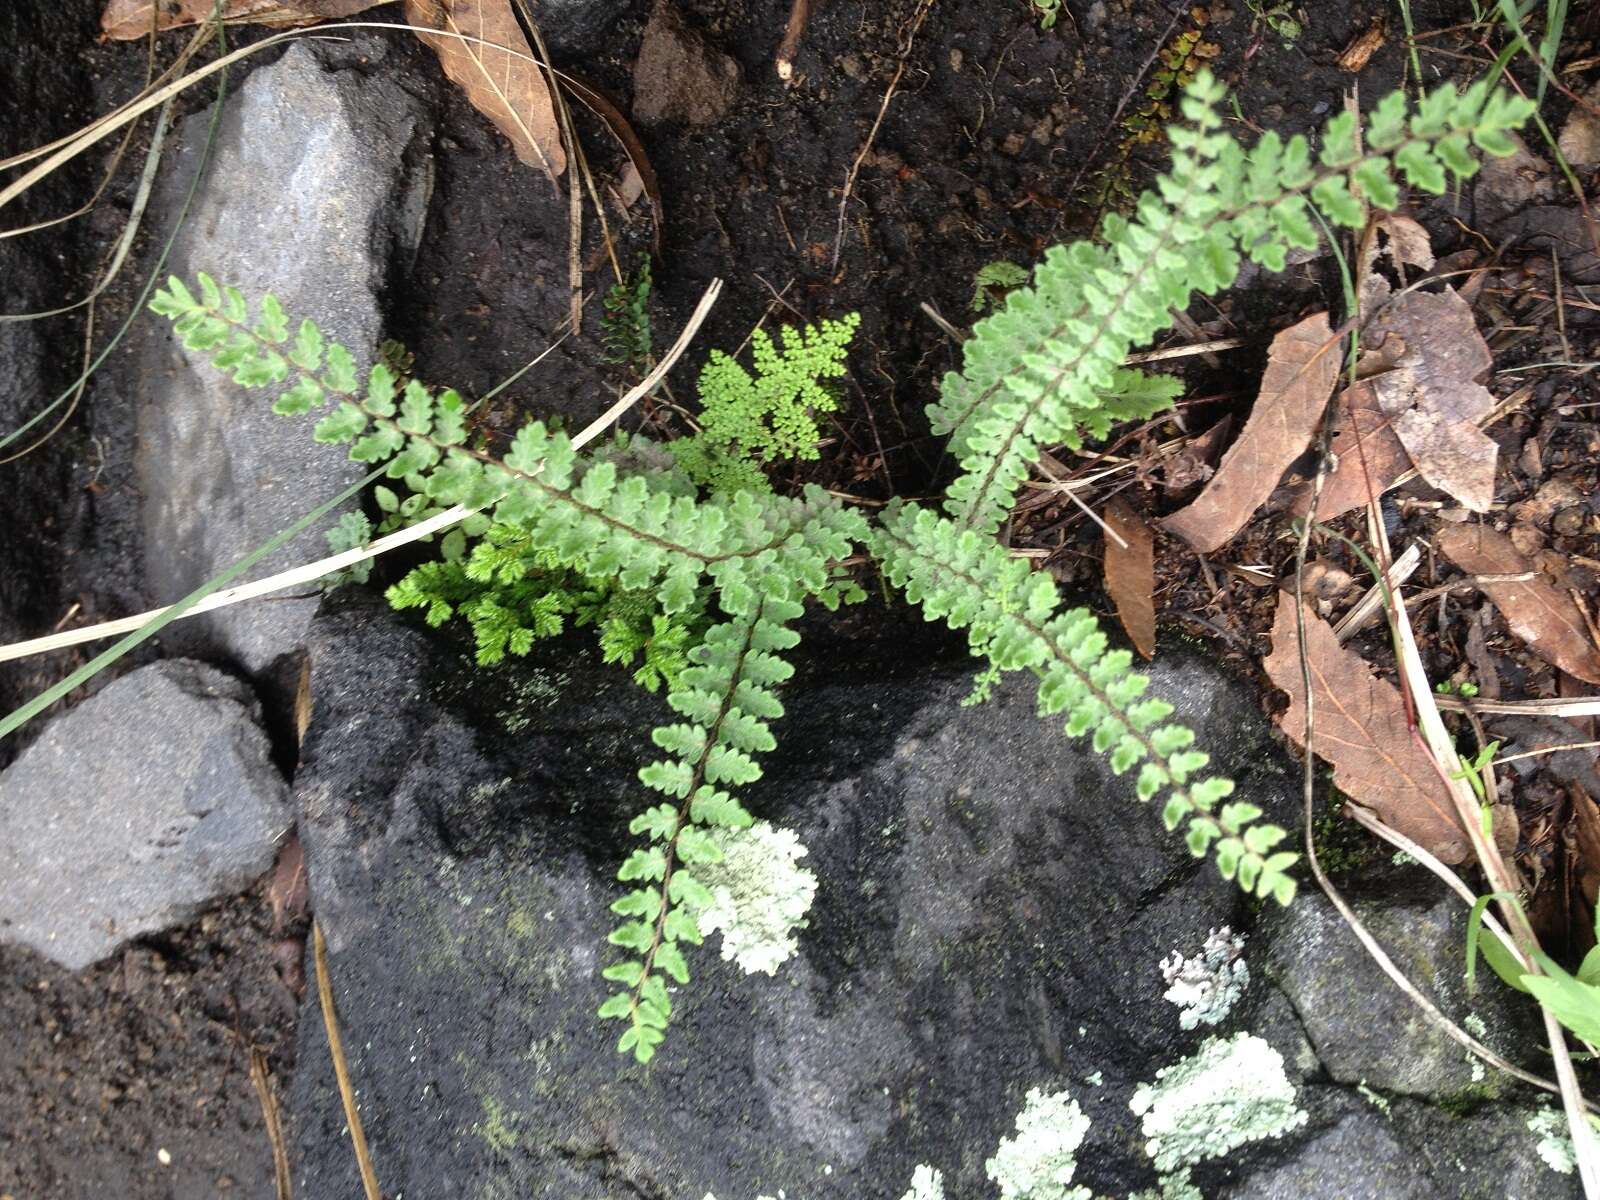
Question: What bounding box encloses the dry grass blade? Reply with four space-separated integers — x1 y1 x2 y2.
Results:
1334 541 1423 642
1436 525 1600 685
404 0 565 179
1164 312 1342 553
1102 497 1156 659
1264 595 1471 862
312 920 380 1200
1435 694 1600 718
246 1046 294 1200
100 0 380 38
0 279 723 666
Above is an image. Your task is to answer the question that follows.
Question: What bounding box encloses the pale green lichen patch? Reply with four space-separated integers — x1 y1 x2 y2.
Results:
1160 926 1248 1030
476 1094 519 1155
1129 1033 1307 1172
900 1163 946 1200
1528 1107 1577 1175
985 1087 1093 1200
1128 1167 1202 1200
696 820 818 976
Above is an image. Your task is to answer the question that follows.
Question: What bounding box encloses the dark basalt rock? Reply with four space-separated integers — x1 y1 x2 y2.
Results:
286 595 1577 1199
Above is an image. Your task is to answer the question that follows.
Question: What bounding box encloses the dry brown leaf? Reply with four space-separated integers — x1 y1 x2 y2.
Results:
1161 415 1231 493
1164 311 1341 554
405 0 565 179
1264 596 1470 862
1295 379 1410 521
101 0 379 38
1103 497 1156 660
1375 214 1435 271
1435 525 1600 685
1557 80 1600 168
1367 289 1498 512
268 833 310 934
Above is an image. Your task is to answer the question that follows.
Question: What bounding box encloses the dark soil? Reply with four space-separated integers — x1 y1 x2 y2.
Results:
2 0 1595 1193
0 882 300 1200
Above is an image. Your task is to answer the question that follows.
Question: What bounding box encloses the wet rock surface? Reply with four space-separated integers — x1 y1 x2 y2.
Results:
284 597 1576 1199
0 659 289 971
135 39 432 676
1260 888 1538 1099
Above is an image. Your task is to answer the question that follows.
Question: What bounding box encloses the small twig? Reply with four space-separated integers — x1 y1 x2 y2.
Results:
1125 334 1252 364
775 0 811 81
1334 541 1423 642
1493 740 1600 768
1034 451 1127 547
919 300 969 345
829 0 935 276
247 1046 294 1200
313 920 380 1200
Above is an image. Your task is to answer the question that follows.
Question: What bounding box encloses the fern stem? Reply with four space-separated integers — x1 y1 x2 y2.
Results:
876 520 1242 849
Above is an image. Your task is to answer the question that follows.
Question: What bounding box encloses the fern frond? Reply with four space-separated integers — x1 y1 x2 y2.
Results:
929 72 1533 533
599 592 804 1062
674 313 860 490
150 277 871 623
874 504 1297 903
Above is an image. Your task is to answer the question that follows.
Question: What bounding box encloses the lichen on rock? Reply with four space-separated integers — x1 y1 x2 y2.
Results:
1528 1107 1577 1175
984 1087 1094 1200
696 820 818 975
1129 1033 1307 1173
1160 926 1248 1029
900 1164 946 1200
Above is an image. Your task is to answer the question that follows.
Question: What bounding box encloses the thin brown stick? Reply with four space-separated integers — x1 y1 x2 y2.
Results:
313 920 380 1200
775 0 811 81
247 1047 294 1200
828 0 934 276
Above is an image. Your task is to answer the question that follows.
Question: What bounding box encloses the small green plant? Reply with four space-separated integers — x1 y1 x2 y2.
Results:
149 69 1531 1064
1246 0 1304 44
971 261 1031 313
1468 891 1600 1052
602 257 653 372
669 313 860 495
1031 0 1063 29
1090 12 1221 212
1436 678 1481 697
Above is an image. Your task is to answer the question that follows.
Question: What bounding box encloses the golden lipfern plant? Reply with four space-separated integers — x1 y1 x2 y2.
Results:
151 70 1532 1063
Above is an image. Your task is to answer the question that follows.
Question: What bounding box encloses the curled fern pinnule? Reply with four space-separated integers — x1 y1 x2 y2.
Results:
872 503 1297 905
926 71 1534 536
599 592 804 1063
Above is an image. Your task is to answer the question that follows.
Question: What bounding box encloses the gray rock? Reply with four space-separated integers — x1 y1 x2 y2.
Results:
1224 1097 1435 1200
287 598 1299 1198
1259 888 1539 1099
0 660 289 970
136 40 432 675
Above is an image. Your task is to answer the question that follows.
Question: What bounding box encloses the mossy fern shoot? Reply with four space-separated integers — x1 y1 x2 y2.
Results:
150 70 1532 1063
